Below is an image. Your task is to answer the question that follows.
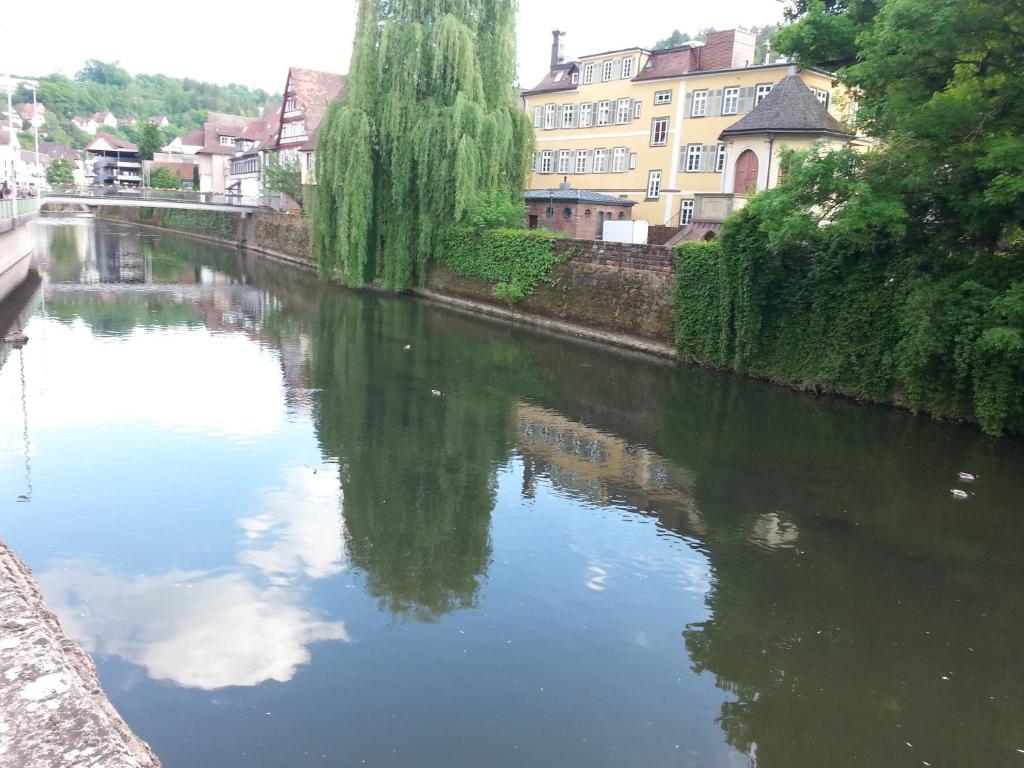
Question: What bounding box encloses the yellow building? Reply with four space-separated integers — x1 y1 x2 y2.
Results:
521 29 859 236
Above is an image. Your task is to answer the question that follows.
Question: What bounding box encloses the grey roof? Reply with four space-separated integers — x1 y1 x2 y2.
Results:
525 187 635 206
719 72 853 139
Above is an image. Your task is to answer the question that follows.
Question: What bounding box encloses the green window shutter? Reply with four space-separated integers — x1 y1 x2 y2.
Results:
738 88 755 114
584 150 593 173
611 59 622 80
683 91 693 118
709 89 723 116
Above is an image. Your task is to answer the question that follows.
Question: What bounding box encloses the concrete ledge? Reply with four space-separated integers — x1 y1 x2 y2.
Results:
0 540 160 768
411 287 678 360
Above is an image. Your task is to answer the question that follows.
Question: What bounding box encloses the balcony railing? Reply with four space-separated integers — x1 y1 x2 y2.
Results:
0 196 41 222
44 185 266 208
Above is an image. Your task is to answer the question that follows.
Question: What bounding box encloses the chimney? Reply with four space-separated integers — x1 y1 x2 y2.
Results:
699 29 757 71
551 30 567 69
762 39 772 65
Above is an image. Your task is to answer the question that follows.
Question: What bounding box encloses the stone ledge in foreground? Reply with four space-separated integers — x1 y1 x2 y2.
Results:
0 540 160 768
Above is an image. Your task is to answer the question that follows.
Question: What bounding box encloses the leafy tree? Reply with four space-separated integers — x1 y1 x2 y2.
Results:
138 123 163 161
653 29 693 50
148 167 182 189
264 156 304 209
313 0 534 290
46 158 75 185
776 0 880 70
76 59 131 88
192 165 200 189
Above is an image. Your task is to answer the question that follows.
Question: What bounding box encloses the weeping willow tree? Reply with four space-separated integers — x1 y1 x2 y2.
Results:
312 0 534 291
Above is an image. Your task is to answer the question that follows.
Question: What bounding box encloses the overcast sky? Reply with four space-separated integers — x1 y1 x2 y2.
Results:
3 0 789 94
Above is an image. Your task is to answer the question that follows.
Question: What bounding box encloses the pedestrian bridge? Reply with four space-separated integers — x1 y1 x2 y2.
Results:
41 187 266 214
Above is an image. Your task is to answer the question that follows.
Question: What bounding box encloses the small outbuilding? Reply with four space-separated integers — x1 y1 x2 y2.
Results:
525 183 635 240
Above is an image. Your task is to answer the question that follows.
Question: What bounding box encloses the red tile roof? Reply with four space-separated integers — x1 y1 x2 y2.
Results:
522 64 578 95
86 133 138 152
278 67 346 150
633 45 700 81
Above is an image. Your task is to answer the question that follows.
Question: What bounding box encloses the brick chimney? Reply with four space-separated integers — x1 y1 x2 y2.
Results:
699 29 757 71
551 30 567 69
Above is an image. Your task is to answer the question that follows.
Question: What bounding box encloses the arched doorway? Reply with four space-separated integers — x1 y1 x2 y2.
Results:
733 149 759 194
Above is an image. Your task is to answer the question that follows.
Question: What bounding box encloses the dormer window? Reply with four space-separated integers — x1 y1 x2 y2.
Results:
219 135 234 146
571 71 579 85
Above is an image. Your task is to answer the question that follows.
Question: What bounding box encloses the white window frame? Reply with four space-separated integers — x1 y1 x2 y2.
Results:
685 144 703 172
579 103 593 128
583 63 595 84
219 135 235 146
646 170 662 199
654 90 672 105
540 150 553 173
593 149 607 173
621 57 635 79
628 153 637 170
571 71 579 85
679 200 695 225
574 149 588 174
557 149 572 174
544 104 556 130
723 87 739 115
562 104 575 128
755 83 773 105
814 88 830 108
597 100 611 126
611 147 627 173
691 90 709 117
533 106 543 127
650 117 669 146
715 144 727 172
615 98 631 125
633 101 642 119
602 60 614 81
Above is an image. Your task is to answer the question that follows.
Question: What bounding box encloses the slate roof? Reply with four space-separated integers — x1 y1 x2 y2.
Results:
525 186 636 206
720 71 853 138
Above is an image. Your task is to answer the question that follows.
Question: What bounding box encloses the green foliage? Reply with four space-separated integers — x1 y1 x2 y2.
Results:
672 149 1024 435
152 209 238 240
463 190 526 230
148 167 182 189
436 228 566 302
313 0 534 291
46 158 75 185
17 62 275 151
137 123 163 161
653 29 696 50
264 156 304 209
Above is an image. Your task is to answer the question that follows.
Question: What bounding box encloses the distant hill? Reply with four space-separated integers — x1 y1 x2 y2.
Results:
12 60 279 150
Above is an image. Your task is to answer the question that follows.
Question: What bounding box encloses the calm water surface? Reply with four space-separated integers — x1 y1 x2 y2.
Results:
1 217 1023 768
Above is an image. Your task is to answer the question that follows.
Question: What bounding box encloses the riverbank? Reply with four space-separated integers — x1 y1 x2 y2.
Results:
0 540 160 768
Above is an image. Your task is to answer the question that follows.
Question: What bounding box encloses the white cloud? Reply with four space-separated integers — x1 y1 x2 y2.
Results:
238 464 347 582
4 0 787 92
39 566 348 690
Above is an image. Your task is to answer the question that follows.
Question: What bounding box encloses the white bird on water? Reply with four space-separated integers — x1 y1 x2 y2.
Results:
957 472 977 482
431 389 444 397
950 489 970 500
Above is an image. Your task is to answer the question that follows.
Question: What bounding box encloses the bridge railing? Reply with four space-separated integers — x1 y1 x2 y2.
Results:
0 197 41 222
44 186 265 208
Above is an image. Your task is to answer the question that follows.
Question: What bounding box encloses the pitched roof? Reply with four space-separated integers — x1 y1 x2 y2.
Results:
525 185 636 206
86 133 138 152
240 107 281 153
39 141 80 162
181 128 205 146
92 111 116 121
522 63 579 95
198 112 250 154
633 45 701 81
285 67 346 136
720 71 853 138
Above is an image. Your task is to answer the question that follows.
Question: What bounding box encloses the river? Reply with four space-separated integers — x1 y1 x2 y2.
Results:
1 217 1023 768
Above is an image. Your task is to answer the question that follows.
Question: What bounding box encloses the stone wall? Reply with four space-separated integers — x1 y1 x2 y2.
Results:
250 212 311 263
427 238 676 345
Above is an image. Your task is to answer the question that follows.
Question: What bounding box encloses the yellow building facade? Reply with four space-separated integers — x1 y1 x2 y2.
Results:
522 30 855 228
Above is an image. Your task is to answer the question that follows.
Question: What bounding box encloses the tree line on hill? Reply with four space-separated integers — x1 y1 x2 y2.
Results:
12 59 278 151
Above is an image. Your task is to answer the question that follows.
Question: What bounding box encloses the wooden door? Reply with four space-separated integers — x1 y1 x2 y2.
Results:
733 149 759 194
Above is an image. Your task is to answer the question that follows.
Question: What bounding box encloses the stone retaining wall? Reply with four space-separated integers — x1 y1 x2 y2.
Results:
0 541 160 768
